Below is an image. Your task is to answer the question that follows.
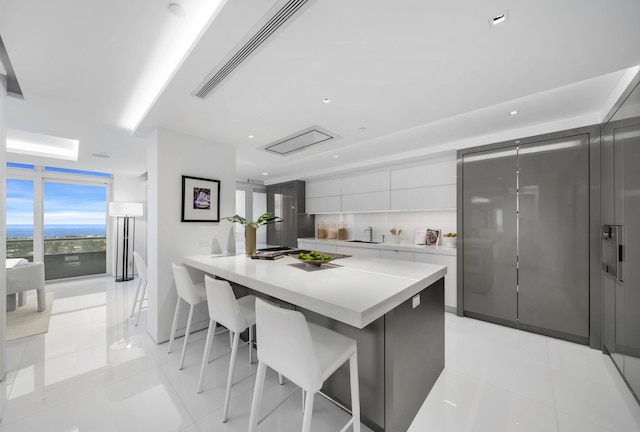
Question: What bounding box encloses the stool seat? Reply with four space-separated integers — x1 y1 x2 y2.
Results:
249 298 361 432
308 323 356 382
129 251 149 326
168 263 208 370
192 283 207 302
197 275 257 423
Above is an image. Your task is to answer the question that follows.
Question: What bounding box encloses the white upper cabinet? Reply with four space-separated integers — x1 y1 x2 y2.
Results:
304 157 457 213
391 185 456 210
341 171 390 195
342 191 390 212
390 160 456 189
389 158 456 211
306 178 341 198
306 196 341 213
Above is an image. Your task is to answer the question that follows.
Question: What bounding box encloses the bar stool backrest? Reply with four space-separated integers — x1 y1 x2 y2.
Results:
171 263 202 305
255 298 323 392
204 275 247 334
133 251 147 280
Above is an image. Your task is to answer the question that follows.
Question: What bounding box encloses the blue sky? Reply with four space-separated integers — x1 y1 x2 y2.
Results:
6 179 107 225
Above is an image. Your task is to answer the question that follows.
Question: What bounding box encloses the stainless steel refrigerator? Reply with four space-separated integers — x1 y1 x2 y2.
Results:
458 127 595 344
602 77 640 401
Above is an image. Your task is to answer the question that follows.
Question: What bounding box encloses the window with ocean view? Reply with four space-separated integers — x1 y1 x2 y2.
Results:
6 178 35 262
6 163 110 280
43 182 107 279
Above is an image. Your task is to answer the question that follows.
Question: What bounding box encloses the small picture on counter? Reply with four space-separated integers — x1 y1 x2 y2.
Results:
414 229 427 245
426 229 441 246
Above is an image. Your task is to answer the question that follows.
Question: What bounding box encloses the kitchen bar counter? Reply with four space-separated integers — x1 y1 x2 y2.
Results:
183 253 446 328
183 253 446 432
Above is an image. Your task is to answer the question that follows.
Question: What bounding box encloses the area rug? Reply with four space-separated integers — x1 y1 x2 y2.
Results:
6 292 54 341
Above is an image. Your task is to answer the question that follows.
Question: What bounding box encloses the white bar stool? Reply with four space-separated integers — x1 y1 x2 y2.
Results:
197 275 256 422
168 263 208 369
129 251 147 326
249 298 361 432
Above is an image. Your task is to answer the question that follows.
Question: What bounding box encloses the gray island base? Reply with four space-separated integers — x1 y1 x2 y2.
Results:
183 254 446 432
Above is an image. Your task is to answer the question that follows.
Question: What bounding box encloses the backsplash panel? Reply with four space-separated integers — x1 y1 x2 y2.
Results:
314 210 456 244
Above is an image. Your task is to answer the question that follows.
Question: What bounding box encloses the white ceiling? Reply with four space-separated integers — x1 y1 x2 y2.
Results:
1 0 640 183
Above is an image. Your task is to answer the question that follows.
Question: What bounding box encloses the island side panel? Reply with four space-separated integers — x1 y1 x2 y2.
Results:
385 277 445 432
299 308 386 432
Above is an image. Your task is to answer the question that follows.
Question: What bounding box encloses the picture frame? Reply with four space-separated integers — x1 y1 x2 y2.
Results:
414 228 427 245
426 228 441 246
181 175 220 222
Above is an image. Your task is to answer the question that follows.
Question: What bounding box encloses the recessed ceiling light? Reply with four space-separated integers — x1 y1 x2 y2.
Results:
262 172 269 176
248 135 254 138
333 155 339 158
322 98 331 104
489 10 509 27
358 127 367 132
168 3 186 18
509 110 519 116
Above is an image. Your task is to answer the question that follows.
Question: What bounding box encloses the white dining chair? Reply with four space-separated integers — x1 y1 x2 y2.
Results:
169 263 208 369
129 251 147 326
197 275 258 422
249 298 361 432
6 261 46 312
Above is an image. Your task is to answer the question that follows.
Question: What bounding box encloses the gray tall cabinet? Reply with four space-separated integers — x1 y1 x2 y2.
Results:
266 180 315 248
458 127 597 344
601 78 640 401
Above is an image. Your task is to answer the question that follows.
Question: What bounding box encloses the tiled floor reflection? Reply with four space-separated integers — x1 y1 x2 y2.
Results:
2 276 640 431
409 313 640 432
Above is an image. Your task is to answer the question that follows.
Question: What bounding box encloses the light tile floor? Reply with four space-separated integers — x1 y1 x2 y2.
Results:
1 276 640 431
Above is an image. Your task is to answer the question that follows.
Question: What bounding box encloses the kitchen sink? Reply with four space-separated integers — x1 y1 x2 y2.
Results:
346 240 382 244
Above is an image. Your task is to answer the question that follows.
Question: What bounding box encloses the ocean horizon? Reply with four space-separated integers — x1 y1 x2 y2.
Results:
6 224 106 239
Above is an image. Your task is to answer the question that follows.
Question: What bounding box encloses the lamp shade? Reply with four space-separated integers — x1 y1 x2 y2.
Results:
109 202 143 217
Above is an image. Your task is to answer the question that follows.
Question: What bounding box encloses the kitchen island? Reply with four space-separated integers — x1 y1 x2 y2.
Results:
183 253 446 432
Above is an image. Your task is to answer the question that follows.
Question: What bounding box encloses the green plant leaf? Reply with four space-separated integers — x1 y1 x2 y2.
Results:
221 212 283 227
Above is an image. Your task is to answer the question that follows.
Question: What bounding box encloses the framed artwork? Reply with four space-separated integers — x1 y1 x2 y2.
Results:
426 228 441 246
414 229 427 245
181 175 220 222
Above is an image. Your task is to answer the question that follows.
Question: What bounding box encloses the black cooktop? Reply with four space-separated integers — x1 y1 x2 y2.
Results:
257 246 351 260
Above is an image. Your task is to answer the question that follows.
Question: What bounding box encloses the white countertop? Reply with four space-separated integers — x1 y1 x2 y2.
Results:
297 237 457 256
183 253 446 329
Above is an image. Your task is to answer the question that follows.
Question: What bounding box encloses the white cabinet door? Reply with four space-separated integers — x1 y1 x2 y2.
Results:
380 249 415 262
306 196 341 214
306 178 341 198
391 160 456 189
336 246 381 259
342 191 390 212
415 253 457 309
341 171 390 195
390 185 456 211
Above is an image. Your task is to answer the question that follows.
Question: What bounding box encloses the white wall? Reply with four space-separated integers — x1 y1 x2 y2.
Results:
146 128 236 344
0 75 8 380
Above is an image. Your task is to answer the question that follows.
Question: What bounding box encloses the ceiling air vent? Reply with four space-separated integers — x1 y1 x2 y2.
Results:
192 0 315 99
262 126 339 156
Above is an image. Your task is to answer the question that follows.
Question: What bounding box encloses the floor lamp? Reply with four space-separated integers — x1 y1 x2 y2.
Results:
109 202 143 282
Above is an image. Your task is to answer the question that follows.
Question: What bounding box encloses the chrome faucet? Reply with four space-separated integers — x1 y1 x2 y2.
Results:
364 226 373 242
